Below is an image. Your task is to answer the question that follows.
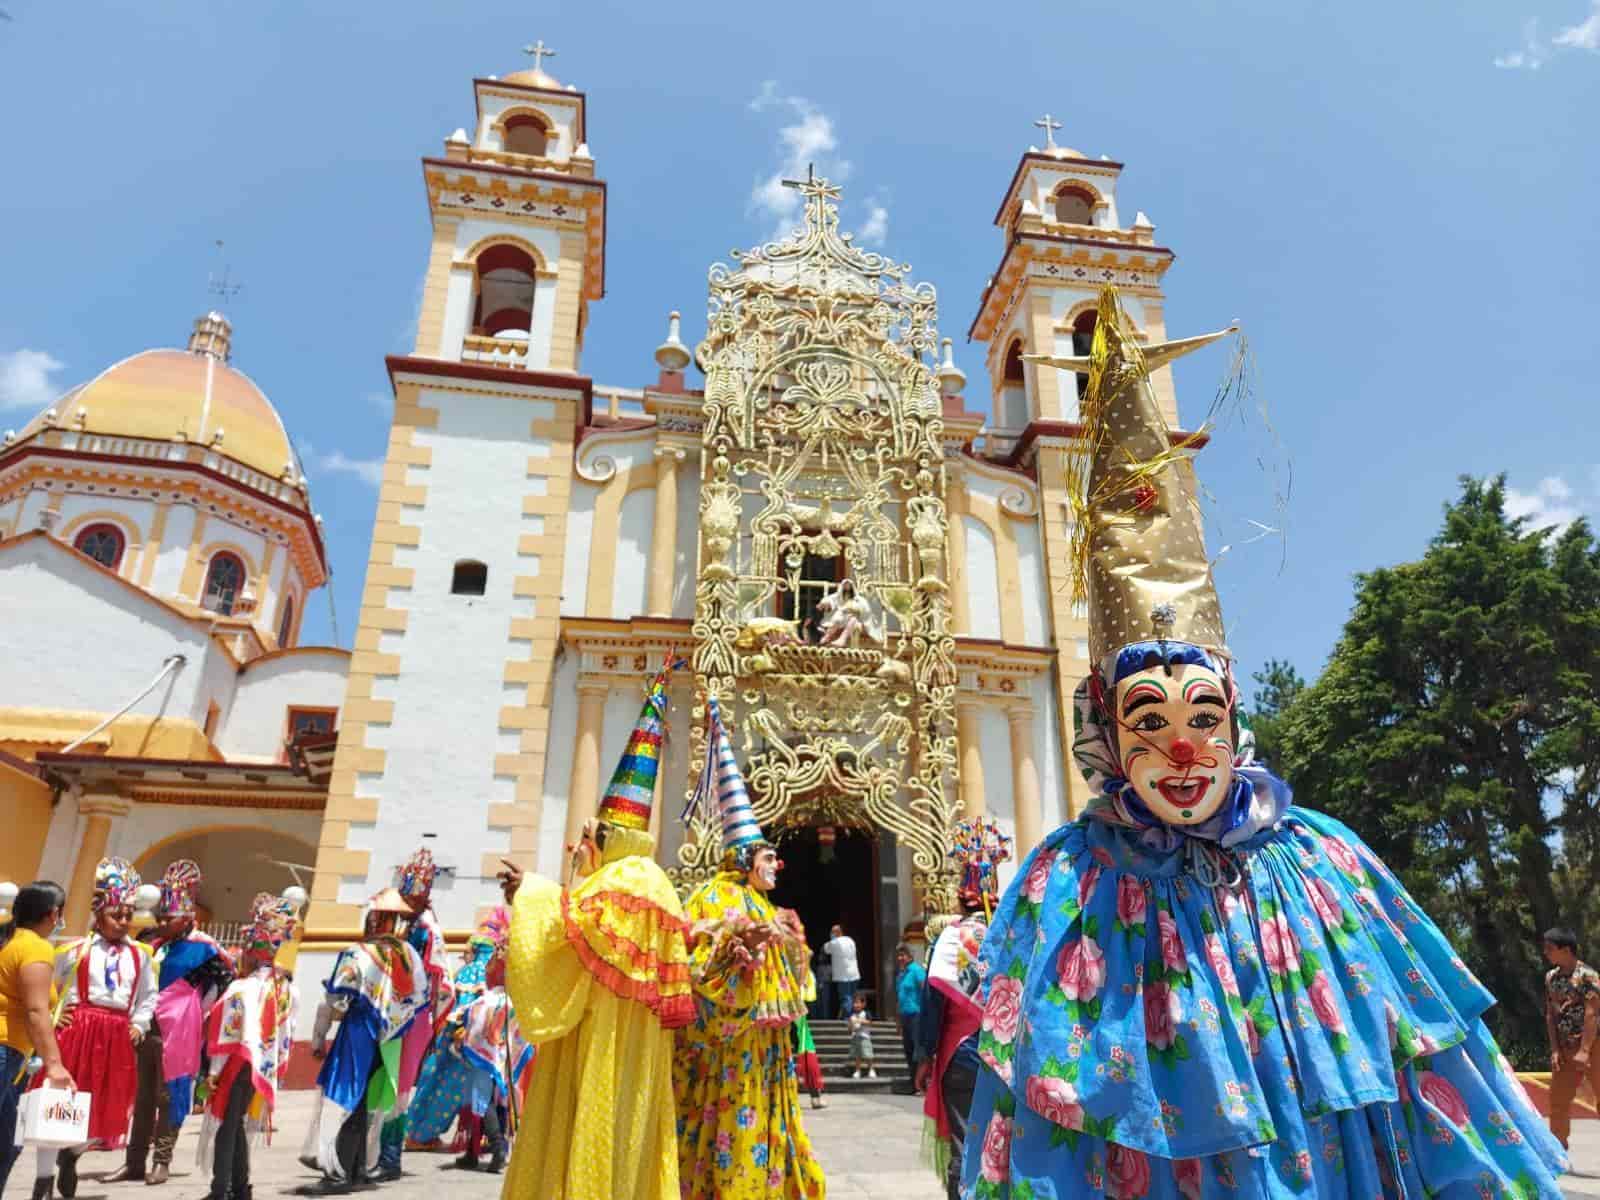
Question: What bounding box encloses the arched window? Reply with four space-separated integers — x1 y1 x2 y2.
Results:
452 559 488 596
73 523 125 571
277 594 296 648
472 244 538 339
1053 186 1095 225
503 114 550 158
996 338 1028 430
1071 311 1098 400
201 552 245 615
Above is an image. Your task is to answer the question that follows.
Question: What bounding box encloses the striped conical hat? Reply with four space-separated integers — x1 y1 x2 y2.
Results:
703 697 766 854
597 657 680 831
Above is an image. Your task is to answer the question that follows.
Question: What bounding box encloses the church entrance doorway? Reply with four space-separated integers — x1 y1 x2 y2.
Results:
770 825 882 1020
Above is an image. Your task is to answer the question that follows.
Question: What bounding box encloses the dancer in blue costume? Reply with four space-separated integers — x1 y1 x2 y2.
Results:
961 287 1567 1200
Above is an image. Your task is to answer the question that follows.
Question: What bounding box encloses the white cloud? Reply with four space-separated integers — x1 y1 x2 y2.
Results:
1505 474 1584 530
858 202 890 247
302 443 384 487
747 80 887 248
0 349 65 412
1496 3 1599 67
1555 0 1600 48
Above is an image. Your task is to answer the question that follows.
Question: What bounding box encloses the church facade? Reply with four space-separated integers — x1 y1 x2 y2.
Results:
2 52 1200 1016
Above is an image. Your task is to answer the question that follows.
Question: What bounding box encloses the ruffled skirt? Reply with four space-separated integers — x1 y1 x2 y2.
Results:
960 808 1567 1198
49 1005 138 1146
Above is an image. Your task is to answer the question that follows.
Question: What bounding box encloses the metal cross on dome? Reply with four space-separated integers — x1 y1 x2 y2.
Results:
1034 112 1063 150
780 163 841 201
207 240 242 305
522 39 557 71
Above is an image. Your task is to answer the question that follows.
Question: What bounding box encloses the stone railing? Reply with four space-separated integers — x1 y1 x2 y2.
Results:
462 334 531 370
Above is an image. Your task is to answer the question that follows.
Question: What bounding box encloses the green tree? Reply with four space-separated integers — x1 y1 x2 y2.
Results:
1247 658 1306 769
1274 476 1600 1065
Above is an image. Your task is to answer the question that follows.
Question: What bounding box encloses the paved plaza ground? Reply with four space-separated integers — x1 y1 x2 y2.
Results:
7 1089 1600 1199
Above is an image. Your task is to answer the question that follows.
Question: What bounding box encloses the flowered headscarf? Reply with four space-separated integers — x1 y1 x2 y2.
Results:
1073 640 1290 852
92 857 140 914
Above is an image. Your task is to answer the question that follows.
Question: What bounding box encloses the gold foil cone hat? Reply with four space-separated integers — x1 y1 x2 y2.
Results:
1024 287 1237 665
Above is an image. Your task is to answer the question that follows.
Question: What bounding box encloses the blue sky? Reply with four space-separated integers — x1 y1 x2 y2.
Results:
1 1 1595 687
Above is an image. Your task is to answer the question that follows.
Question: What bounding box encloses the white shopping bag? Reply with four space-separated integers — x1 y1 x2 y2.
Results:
14 1087 91 1148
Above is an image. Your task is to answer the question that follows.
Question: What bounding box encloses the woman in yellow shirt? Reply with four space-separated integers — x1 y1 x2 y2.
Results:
0 881 74 1196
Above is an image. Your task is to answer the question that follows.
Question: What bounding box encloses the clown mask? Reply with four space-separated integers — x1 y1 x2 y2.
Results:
1114 660 1234 825
748 847 782 892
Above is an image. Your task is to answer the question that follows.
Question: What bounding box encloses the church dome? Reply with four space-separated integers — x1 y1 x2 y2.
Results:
503 65 562 89
19 314 296 481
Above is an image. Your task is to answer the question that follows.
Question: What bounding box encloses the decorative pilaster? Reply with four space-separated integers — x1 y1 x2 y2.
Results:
956 700 986 819
1006 704 1043 858
63 793 131 933
562 677 611 855
647 445 686 616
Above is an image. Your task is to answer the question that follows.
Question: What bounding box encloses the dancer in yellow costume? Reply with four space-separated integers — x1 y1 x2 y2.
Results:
674 698 826 1199
499 661 694 1200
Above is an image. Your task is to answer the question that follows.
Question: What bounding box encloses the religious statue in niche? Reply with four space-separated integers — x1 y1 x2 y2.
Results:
907 470 948 591
816 579 882 648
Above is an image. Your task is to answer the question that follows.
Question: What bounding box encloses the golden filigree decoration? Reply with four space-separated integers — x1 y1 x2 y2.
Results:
670 175 961 913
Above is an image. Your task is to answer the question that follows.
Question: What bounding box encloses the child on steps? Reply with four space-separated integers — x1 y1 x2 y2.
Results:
847 993 877 1080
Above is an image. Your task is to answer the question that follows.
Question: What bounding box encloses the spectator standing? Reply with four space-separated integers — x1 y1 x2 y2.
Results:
0 882 72 1197
813 948 832 1020
822 924 860 1019
1544 926 1600 1148
893 943 925 1081
847 993 877 1080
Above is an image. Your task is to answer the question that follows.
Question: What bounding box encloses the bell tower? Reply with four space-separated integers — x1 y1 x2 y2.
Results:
969 120 1193 819
304 45 603 940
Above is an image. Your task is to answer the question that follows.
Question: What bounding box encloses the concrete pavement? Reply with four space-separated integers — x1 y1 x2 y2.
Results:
7 1089 1599 1200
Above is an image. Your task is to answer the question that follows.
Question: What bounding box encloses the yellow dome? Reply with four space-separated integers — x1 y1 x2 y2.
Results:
503 65 562 89
21 333 295 481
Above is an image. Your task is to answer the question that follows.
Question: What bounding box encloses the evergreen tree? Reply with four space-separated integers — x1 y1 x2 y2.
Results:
1274 476 1600 1064
1247 658 1306 769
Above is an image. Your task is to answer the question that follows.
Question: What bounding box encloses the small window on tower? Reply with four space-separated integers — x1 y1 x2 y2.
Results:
73 524 125 571
1053 187 1095 226
472 245 538 339
277 594 297 648
997 338 1028 430
201 551 246 615
1071 311 1098 400
503 114 550 158
452 559 488 596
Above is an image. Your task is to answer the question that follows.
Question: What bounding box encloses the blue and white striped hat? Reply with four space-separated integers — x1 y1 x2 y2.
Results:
702 698 767 855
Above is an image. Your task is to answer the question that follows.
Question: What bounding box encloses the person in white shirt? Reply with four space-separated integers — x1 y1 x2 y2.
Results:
32 858 159 1200
822 924 861 1021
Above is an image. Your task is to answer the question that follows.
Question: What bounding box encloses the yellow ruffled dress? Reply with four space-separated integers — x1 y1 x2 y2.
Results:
503 830 693 1200
673 872 827 1199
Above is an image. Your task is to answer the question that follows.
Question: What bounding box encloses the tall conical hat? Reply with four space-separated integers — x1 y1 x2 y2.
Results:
597 656 681 831
1024 286 1237 664
157 859 203 918
692 697 767 855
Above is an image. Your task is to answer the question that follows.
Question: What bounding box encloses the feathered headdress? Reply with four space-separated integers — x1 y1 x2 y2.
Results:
396 848 437 901
157 859 203 919
92 857 140 915
242 891 299 952
470 905 511 951
949 817 1012 911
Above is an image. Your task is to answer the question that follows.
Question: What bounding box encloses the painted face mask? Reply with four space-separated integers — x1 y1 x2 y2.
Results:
750 850 781 892
1113 660 1235 825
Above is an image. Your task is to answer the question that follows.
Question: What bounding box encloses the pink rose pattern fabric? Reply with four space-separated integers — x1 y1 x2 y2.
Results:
964 808 1567 1199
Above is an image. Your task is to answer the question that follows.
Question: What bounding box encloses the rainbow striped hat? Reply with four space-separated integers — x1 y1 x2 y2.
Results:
698 697 766 855
597 657 681 831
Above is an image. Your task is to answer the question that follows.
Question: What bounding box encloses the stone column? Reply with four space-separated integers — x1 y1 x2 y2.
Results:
956 699 986 819
647 446 685 617
562 678 611 860
1007 704 1043 858
63 793 130 933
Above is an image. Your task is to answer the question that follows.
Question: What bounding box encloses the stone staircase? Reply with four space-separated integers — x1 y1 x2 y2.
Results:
808 1018 909 1094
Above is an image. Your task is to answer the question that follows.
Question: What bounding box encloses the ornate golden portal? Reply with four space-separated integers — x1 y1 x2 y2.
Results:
671 175 961 913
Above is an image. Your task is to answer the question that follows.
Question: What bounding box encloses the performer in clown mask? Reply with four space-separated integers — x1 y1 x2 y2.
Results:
673 698 824 1200
959 288 1568 1199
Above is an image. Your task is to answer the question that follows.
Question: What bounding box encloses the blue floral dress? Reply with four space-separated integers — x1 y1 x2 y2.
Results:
960 808 1567 1199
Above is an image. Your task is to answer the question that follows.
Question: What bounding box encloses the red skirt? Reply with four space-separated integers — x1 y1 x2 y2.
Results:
50 1005 138 1146
795 1051 824 1094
